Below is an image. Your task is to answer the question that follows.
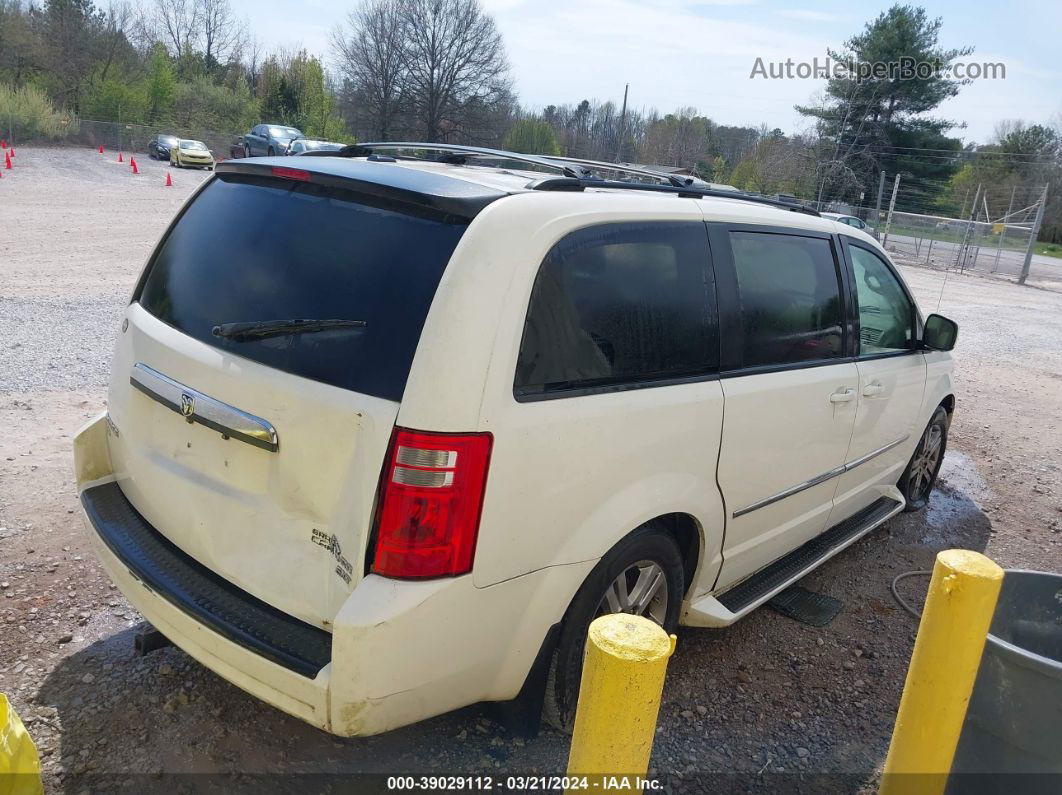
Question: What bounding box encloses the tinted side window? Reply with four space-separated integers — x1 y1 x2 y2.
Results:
515 222 717 396
730 231 844 368
849 245 915 355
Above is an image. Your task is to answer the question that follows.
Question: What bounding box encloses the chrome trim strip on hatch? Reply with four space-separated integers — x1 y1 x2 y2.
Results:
129 363 279 452
731 434 910 518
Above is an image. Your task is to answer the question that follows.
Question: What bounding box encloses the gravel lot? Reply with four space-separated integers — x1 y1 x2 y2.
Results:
2 148 1060 793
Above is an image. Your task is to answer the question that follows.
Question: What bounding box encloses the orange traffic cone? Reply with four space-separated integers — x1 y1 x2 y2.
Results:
98 144 104 154
165 172 172 187
1 139 6 148
8 148 13 157
4 153 11 170
118 152 123 163
131 157 139 175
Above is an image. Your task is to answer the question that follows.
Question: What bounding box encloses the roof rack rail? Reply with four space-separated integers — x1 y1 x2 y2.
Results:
540 154 687 187
530 177 821 216
349 141 594 179
309 141 818 215
338 142 684 186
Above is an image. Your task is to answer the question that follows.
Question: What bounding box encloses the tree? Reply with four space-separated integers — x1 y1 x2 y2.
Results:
0 0 42 86
197 0 241 71
797 4 972 206
145 42 176 120
504 118 560 155
332 0 406 139
153 0 198 58
399 0 510 140
640 109 713 172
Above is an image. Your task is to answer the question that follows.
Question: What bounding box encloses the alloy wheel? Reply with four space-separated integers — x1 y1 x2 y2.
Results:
909 423 943 501
596 560 669 625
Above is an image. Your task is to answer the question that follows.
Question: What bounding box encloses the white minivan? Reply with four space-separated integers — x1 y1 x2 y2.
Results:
73 145 957 736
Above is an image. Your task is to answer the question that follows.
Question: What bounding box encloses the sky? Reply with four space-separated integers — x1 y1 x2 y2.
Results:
230 0 1061 144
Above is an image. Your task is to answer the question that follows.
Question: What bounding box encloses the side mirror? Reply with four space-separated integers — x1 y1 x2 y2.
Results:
922 313 958 351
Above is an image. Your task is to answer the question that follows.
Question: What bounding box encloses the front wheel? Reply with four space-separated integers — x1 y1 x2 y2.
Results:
542 526 683 733
268 146 275 156
244 144 251 158
899 406 949 511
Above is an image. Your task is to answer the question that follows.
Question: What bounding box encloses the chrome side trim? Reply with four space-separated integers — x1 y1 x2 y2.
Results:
843 434 910 472
732 466 845 519
129 363 279 452
731 434 910 518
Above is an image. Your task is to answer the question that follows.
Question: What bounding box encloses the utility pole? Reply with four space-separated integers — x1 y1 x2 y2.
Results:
881 174 900 246
873 171 886 240
1019 185 1049 286
992 185 1017 273
956 183 982 272
615 83 629 164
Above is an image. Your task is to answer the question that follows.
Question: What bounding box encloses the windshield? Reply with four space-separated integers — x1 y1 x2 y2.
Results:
181 140 207 150
136 174 467 401
270 127 300 139
304 141 343 151
160 136 179 145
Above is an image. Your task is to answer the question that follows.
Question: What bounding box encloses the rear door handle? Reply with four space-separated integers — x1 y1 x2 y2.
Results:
863 381 885 397
830 388 856 403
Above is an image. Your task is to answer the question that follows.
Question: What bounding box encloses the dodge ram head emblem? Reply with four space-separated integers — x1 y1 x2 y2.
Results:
180 393 195 418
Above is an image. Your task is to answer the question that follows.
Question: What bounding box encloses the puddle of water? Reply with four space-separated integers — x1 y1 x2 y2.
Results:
923 449 992 544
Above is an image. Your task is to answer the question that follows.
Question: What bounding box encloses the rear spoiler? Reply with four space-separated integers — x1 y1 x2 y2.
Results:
215 158 508 220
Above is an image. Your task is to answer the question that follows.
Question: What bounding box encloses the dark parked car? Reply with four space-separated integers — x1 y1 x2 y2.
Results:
148 134 180 160
243 124 303 157
229 136 246 159
286 138 345 156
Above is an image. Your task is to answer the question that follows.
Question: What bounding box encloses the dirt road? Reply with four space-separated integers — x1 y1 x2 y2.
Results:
2 148 1060 792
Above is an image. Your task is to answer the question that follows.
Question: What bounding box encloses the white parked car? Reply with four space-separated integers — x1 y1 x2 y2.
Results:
822 211 875 235
73 145 957 737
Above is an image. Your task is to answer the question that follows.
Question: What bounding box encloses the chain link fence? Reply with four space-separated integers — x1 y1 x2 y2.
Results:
879 210 1037 280
818 195 1059 288
9 118 245 161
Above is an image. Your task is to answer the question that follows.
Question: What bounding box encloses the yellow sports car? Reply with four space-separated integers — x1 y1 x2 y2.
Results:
170 139 215 169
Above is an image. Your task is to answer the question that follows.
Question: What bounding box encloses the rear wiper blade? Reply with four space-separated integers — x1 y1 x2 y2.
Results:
211 319 367 341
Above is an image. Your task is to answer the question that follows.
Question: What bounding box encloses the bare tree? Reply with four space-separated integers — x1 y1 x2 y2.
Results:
332 0 406 139
197 0 241 69
399 0 510 141
154 0 198 56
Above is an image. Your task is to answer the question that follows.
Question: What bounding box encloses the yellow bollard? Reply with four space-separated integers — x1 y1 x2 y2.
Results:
566 613 676 788
880 549 1004 795
0 693 45 795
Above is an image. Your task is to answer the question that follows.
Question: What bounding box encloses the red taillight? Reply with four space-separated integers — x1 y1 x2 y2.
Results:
271 165 310 181
372 428 493 579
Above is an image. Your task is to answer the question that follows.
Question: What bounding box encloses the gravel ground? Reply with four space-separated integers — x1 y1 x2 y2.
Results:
1 148 1060 794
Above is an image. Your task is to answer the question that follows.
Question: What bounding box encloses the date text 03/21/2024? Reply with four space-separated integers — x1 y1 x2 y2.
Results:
386 776 664 791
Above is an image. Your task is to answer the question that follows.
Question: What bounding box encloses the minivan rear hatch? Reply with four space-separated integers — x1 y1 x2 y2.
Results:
104 164 477 627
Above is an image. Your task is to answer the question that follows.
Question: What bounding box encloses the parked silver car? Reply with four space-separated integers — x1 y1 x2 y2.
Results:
243 124 303 157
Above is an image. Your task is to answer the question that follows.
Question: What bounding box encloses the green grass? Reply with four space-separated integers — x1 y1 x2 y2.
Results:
1034 242 1062 259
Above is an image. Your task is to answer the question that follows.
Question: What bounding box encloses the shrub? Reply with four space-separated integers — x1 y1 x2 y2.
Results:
0 82 77 140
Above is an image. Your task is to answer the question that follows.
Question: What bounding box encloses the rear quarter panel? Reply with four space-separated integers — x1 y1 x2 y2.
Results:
399 193 726 597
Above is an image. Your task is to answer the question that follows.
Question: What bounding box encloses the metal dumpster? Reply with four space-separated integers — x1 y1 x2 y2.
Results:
949 569 1062 793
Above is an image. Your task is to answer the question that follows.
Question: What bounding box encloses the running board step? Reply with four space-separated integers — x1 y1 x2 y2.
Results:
683 493 904 627
717 497 901 614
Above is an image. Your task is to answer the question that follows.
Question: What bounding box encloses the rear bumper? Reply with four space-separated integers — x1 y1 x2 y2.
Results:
73 413 591 736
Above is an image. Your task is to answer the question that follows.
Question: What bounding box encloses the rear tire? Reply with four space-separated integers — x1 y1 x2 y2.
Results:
542 526 683 733
244 144 251 158
899 406 948 512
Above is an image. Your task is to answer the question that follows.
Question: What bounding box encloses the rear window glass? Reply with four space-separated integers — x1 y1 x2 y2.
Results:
137 174 466 401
